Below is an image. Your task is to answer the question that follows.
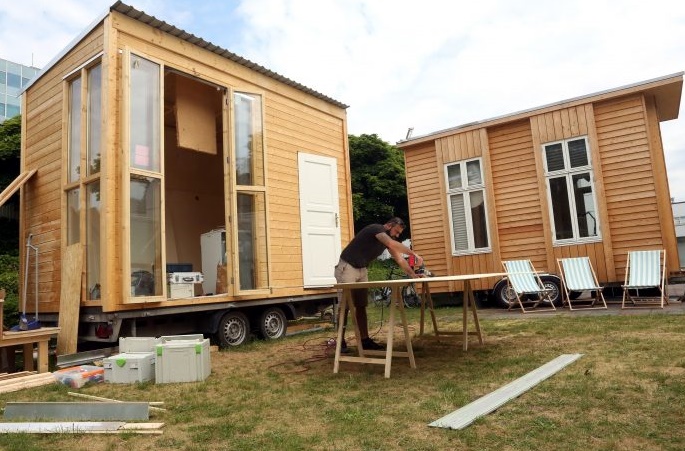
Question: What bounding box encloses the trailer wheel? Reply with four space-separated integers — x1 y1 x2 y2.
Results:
492 279 517 309
538 275 562 307
216 311 250 347
259 307 287 340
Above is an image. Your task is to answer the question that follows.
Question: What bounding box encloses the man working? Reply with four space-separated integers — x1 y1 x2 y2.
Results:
334 217 423 351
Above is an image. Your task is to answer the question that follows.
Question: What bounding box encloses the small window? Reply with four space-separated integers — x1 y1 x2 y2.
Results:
543 137 600 243
445 158 490 254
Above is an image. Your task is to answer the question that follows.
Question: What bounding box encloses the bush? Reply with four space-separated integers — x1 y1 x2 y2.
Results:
0 254 20 328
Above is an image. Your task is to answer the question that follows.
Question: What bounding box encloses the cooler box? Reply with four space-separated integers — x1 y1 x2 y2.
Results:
119 336 160 353
104 352 156 383
155 338 211 383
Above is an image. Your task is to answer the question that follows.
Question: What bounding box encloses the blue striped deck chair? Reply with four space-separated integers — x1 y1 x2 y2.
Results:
502 259 556 313
557 257 607 310
622 249 667 308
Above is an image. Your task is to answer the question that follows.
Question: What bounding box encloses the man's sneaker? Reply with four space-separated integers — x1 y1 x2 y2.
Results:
361 338 384 350
340 339 349 353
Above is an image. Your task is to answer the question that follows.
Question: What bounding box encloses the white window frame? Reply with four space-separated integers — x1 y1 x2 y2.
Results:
445 157 491 255
543 136 601 245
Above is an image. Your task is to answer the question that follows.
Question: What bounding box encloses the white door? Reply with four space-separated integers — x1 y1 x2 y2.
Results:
298 153 341 287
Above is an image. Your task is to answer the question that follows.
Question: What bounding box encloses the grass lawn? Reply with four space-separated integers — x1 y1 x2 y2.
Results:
1 305 684 450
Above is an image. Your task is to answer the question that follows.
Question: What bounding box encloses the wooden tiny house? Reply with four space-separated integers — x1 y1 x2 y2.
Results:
10 2 352 346
398 73 682 302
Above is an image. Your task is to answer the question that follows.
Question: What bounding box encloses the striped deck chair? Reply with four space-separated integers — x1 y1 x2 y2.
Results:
502 259 556 313
557 257 607 310
622 249 667 309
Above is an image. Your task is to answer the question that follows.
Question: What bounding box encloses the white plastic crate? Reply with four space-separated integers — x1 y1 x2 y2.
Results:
155 338 211 383
104 352 156 383
119 336 160 353
168 283 194 299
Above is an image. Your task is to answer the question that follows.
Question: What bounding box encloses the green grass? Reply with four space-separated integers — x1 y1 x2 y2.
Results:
1 307 685 450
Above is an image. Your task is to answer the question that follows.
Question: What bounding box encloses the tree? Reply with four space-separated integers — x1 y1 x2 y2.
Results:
348 134 410 237
0 115 21 256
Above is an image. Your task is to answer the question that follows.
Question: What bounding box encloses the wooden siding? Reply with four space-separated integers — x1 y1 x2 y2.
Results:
21 26 106 313
22 13 349 314
404 142 453 293
401 78 681 297
488 120 550 272
595 94 669 280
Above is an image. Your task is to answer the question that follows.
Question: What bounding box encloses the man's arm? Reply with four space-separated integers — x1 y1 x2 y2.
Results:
375 233 423 278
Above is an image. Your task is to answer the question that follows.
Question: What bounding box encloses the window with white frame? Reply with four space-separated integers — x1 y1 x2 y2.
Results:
445 158 490 254
543 136 600 243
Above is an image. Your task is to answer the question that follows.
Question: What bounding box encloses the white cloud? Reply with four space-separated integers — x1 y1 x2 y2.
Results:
1 0 684 200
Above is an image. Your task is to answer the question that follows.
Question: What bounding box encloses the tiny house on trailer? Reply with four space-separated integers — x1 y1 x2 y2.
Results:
12 2 352 348
398 73 682 307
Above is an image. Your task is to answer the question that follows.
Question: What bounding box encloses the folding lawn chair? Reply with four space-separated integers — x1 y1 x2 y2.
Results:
502 259 556 313
556 257 607 310
621 249 667 309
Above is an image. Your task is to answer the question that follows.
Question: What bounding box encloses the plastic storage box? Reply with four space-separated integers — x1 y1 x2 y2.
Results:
103 352 156 383
53 365 105 388
155 338 211 383
119 336 160 353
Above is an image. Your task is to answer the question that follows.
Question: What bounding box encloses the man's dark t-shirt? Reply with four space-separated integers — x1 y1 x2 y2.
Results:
339 224 387 268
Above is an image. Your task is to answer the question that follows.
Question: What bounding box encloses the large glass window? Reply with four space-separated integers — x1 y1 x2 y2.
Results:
127 53 162 300
66 188 80 245
68 77 82 182
237 192 268 290
130 176 162 297
233 92 268 291
543 137 600 243
65 61 103 301
234 92 264 186
129 55 160 172
86 182 101 299
87 64 102 175
445 158 490 254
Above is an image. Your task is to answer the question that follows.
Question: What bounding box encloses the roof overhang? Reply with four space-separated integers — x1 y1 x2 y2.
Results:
398 72 683 149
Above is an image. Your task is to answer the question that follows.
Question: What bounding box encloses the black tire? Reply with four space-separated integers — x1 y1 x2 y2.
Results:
216 311 250 347
538 275 562 307
258 307 288 340
492 279 517 309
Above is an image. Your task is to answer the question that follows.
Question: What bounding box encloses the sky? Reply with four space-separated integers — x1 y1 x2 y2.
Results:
1 0 684 201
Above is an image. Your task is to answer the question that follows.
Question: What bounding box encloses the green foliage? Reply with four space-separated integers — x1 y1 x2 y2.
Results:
0 115 21 276
0 114 21 160
0 254 20 327
348 134 409 236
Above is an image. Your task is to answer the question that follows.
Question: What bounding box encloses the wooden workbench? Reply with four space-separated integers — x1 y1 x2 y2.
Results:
1 297 60 373
333 272 505 378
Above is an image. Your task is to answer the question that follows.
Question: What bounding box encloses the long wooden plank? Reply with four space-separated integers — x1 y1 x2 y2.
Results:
0 421 164 434
0 169 36 208
429 354 583 430
56 244 83 356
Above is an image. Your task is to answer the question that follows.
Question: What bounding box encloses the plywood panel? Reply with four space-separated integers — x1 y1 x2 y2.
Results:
174 75 218 154
55 244 82 355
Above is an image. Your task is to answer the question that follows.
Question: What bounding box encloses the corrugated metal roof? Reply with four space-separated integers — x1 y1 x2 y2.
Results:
24 1 348 109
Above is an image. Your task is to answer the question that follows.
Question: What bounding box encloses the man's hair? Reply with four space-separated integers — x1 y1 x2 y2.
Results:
386 217 406 227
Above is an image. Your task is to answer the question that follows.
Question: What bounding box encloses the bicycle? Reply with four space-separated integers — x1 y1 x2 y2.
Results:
369 263 422 308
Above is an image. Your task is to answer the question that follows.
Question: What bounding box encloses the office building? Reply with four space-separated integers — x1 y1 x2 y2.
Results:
0 57 40 122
